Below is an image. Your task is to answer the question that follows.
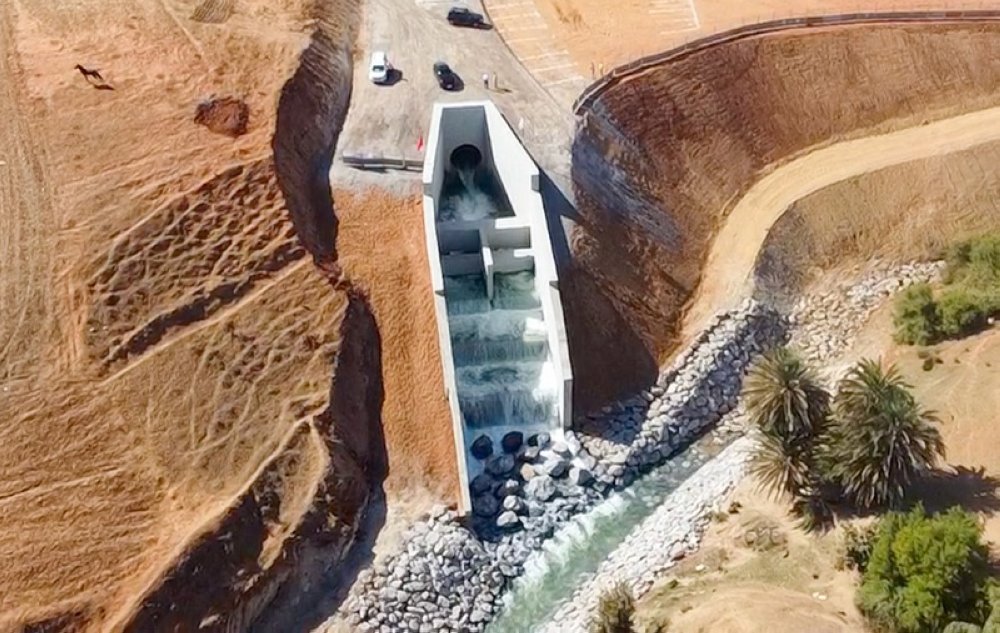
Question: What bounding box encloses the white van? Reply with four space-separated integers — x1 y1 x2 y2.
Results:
368 51 391 85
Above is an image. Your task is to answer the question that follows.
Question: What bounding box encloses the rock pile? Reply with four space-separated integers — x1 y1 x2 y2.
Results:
344 299 786 632
540 436 756 633
789 260 943 362
579 299 786 486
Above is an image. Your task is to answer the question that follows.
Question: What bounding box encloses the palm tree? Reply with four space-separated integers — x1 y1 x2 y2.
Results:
828 359 945 509
742 347 831 499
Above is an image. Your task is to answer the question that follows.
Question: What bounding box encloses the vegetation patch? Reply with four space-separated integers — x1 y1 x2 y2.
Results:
744 349 944 529
893 234 1000 345
858 505 994 633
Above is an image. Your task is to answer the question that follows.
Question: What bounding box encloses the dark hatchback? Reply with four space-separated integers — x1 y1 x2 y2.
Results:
433 61 460 90
447 6 487 28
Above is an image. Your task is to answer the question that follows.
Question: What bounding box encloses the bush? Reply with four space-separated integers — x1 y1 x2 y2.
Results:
938 288 989 339
842 523 878 571
857 505 991 633
591 583 636 633
894 283 940 345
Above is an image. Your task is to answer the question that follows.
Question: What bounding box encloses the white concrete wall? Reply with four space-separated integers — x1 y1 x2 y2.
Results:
483 103 574 429
422 101 574 513
422 103 473 513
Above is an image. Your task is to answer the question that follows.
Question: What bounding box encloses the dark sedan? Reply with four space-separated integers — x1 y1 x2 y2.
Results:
433 61 460 91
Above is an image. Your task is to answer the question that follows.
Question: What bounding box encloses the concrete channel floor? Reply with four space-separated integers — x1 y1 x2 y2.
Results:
331 0 579 192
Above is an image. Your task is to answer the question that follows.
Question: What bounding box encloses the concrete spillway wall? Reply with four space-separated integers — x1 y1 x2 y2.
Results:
422 101 573 512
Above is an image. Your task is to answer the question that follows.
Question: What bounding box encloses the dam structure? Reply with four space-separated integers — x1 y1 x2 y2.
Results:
422 101 573 512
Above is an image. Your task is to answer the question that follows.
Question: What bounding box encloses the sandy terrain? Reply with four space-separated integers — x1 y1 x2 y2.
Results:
758 139 1000 300
637 479 865 633
0 0 391 629
486 0 999 77
566 22 1000 411
683 106 1000 338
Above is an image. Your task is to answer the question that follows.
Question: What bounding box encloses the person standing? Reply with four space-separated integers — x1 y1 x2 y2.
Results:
482 72 489 90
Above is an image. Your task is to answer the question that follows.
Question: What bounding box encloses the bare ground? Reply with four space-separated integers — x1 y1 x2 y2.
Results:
0 0 387 629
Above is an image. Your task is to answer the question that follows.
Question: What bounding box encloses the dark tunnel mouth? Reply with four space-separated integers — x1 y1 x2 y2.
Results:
450 144 482 171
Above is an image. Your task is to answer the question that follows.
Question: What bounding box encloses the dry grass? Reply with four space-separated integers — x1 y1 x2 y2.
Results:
636 480 864 633
757 140 1000 298
567 23 1000 410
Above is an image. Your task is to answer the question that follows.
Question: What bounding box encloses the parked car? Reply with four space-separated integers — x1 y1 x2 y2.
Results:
433 61 459 91
446 6 486 28
368 50 392 84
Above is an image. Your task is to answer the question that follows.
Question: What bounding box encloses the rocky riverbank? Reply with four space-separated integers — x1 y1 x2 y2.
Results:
343 299 786 632
342 258 936 633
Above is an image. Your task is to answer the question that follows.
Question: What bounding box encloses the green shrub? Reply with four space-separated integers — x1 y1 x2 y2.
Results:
857 505 991 633
938 288 989 339
591 583 636 633
893 283 940 345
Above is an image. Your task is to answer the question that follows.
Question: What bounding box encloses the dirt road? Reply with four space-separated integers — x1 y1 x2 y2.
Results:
682 105 1000 338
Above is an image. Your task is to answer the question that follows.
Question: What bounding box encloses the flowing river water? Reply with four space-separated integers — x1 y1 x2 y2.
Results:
486 435 728 632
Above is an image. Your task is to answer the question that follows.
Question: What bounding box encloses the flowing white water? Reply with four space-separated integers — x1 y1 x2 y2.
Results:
485 438 725 633
438 167 512 222
445 272 558 432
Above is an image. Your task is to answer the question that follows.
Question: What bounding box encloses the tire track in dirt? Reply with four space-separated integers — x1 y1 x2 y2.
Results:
682 105 1000 338
0 3 57 382
86 159 307 370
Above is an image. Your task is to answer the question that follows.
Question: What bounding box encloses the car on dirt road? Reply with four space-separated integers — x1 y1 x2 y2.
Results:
368 50 392 85
433 61 460 91
446 6 487 28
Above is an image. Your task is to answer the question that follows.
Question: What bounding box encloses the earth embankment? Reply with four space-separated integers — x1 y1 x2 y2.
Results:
568 22 1000 411
0 0 382 629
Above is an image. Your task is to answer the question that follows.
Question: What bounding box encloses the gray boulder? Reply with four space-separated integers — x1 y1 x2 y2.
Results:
502 495 526 514
540 458 568 478
518 462 537 481
524 476 557 502
471 435 494 460
473 493 499 518
527 432 550 448
501 431 524 454
498 478 521 497
469 473 495 496
570 466 594 486
496 511 521 530
485 454 515 477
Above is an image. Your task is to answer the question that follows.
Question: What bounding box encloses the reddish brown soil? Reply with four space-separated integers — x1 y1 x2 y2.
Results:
567 23 1000 411
0 0 382 630
336 188 459 501
194 96 250 137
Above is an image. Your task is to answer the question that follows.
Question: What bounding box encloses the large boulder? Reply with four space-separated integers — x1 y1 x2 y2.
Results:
473 493 499 518
540 458 568 478
570 466 594 486
471 434 494 460
470 473 495 496
527 432 550 448
501 431 524 454
486 454 516 477
496 510 522 530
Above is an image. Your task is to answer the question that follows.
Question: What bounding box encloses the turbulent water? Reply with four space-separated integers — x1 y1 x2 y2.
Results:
444 272 557 433
438 167 513 222
485 439 724 633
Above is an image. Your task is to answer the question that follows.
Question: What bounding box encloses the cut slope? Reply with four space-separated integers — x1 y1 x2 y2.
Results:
568 22 1000 411
757 139 1000 300
0 0 381 630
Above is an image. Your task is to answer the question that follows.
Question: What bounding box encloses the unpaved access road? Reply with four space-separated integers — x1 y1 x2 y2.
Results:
332 0 576 191
681 105 1000 338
